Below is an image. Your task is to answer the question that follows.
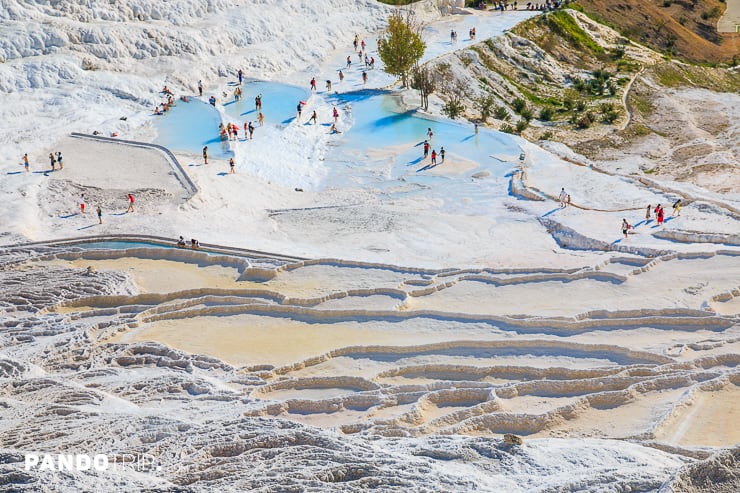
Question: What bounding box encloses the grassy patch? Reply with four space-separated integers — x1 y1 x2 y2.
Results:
653 64 689 87
628 123 653 136
631 95 656 116
546 10 604 54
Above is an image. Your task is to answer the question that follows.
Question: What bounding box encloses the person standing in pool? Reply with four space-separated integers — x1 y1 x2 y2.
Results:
202 146 208 165
22 153 29 172
431 149 437 165
127 193 135 213
96 205 102 224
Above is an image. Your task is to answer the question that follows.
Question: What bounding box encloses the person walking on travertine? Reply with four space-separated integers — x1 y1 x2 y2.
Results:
559 188 567 208
672 199 681 216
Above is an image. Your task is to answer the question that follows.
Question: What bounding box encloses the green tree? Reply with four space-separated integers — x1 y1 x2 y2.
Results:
476 94 496 122
378 10 426 88
411 65 436 111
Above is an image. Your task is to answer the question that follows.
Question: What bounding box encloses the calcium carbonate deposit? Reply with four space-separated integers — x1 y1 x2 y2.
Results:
0 1 738 491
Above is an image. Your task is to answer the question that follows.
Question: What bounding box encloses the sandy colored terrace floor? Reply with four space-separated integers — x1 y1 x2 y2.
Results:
15 246 734 446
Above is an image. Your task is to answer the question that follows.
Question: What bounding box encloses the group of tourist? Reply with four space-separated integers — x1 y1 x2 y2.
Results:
154 86 176 115
621 200 682 239
177 236 200 249
219 121 256 142
421 129 446 166
20 151 65 173
75 192 135 225
484 0 564 10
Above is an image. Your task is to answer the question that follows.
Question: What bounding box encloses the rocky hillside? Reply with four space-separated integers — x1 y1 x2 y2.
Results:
571 0 739 65
422 8 739 193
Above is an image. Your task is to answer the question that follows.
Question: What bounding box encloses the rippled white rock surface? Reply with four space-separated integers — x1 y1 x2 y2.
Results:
0 244 737 490
1 1 739 491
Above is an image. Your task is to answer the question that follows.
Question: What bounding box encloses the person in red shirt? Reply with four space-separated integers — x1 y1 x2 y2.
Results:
127 194 135 213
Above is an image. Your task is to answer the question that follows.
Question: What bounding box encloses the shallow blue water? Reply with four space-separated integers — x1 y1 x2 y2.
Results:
73 241 178 251
71 241 222 256
332 90 520 169
223 80 309 126
153 99 232 158
152 83 521 178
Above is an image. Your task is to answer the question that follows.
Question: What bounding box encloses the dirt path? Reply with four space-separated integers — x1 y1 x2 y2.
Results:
619 67 645 131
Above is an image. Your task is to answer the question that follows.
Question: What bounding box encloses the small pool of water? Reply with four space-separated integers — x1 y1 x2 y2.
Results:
67 240 229 256
223 80 309 126
332 90 520 167
72 241 178 251
153 99 233 158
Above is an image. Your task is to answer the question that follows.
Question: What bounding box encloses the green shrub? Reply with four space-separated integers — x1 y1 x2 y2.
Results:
600 102 615 114
515 120 530 133
493 105 510 121
520 108 533 121
512 97 527 113
539 106 554 121
576 100 587 112
500 123 514 134
603 110 620 124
